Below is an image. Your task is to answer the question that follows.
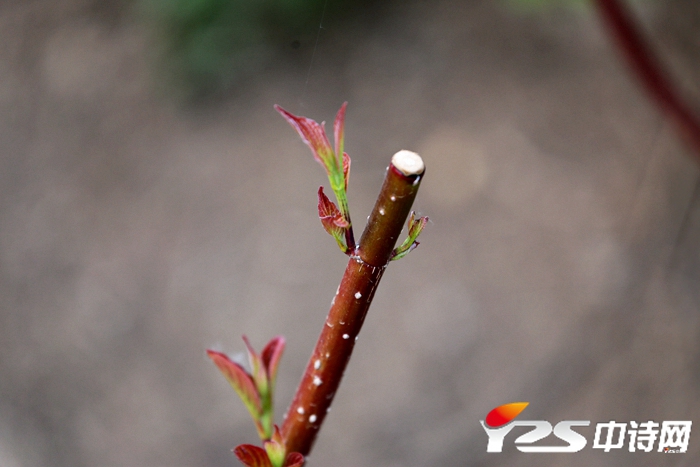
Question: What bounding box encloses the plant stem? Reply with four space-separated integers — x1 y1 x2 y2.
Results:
594 0 700 162
281 151 425 457
344 213 356 254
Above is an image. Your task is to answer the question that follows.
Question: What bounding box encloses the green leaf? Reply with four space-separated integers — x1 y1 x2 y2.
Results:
243 335 268 398
263 426 286 467
391 212 429 260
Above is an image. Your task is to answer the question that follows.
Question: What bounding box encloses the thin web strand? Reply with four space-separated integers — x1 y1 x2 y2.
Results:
300 0 329 106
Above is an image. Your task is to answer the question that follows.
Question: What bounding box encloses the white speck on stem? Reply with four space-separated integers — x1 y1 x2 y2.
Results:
326 322 333 328
342 334 350 339
326 407 331 413
313 376 323 386
354 291 362 299
412 175 421 186
297 407 305 415
355 335 359 341
314 359 321 370
379 208 385 215
309 414 317 423
390 195 396 201
325 352 330 358
339 320 345 325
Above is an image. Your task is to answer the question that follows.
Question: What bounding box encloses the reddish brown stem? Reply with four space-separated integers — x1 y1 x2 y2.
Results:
344 214 356 254
594 0 700 162
281 152 425 457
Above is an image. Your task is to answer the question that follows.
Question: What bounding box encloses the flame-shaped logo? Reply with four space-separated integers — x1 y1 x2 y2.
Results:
485 402 529 428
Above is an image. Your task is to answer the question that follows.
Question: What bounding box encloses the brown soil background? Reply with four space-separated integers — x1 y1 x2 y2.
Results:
1 1 699 466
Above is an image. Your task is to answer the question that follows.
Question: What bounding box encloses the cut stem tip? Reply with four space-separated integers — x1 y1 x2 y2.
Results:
391 150 424 176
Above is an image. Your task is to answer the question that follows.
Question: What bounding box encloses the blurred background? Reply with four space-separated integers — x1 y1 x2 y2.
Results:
0 0 699 466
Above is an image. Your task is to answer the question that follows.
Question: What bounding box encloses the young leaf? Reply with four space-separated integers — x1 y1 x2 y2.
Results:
243 335 268 397
276 103 355 252
260 336 285 393
391 212 429 260
317 187 350 253
233 441 303 467
241 335 284 440
263 426 286 467
234 444 273 467
342 152 351 192
274 105 337 178
333 102 347 163
206 350 263 432
283 452 305 467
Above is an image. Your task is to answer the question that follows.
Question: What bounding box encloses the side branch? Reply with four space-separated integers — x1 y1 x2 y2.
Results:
594 0 700 162
281 151 425 457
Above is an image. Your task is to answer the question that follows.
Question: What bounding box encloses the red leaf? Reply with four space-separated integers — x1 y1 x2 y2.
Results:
333 102 348 160
274 105 334 174
283 452 305 467
206 350 261 415
234 444 273 467
317 187 350 253
317 187 349 228
342 152 351 191
261 336 285 388
242 335 265 389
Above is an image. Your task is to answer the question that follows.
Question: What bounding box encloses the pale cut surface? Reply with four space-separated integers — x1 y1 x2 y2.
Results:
391 150 425 175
